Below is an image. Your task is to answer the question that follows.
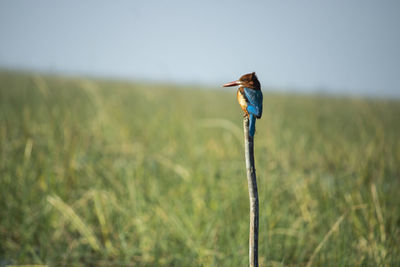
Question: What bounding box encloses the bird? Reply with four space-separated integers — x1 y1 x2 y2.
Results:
223 72 263 137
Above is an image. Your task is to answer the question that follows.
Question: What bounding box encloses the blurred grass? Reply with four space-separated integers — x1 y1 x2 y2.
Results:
0 71 399 266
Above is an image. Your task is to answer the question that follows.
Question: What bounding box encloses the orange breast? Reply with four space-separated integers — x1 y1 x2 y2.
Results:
237 88 249 115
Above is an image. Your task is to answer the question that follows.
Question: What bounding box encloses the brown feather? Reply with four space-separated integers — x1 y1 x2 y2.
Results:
237 87 249 116
239 72 261 90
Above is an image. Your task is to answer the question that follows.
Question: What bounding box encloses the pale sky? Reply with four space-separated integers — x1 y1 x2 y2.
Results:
0 0 399 97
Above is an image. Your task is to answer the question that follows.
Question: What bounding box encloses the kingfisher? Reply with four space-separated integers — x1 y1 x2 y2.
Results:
223 72 263 137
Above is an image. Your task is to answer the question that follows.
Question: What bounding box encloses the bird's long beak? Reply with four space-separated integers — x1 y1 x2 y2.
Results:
222 80 241 87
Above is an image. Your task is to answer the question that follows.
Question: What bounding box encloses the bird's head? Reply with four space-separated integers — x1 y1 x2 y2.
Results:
222 72 261 90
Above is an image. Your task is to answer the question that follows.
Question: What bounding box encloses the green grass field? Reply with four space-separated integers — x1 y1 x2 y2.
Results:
1 71 399 266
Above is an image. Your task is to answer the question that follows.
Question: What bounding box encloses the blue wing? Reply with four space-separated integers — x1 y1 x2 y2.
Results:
244 88 263 118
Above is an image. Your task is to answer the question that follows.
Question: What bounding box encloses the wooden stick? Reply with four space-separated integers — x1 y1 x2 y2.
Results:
243 116 259 267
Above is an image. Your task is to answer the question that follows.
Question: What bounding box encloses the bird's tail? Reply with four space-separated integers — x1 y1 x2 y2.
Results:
249 114 256 137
